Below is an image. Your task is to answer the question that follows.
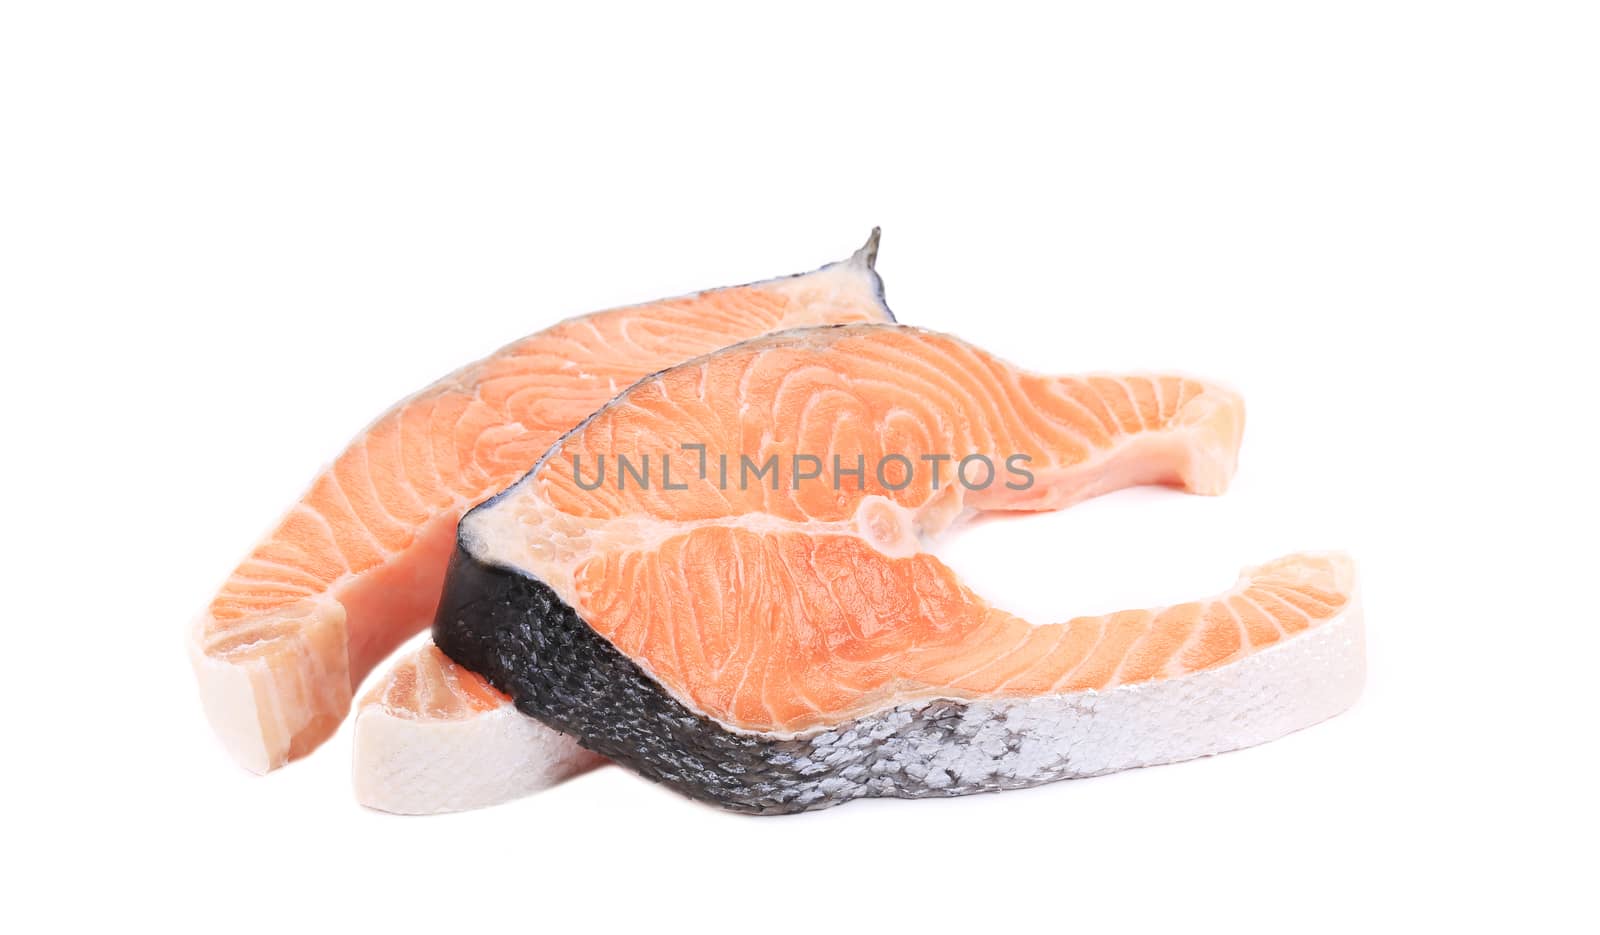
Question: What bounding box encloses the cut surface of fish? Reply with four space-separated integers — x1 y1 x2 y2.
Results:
192 234 893 774
435 324 1363 814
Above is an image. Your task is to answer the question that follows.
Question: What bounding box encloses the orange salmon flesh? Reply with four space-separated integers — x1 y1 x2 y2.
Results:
192 237 893 773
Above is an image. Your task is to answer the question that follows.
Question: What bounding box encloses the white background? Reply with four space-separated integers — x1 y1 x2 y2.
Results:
3 3 1595 931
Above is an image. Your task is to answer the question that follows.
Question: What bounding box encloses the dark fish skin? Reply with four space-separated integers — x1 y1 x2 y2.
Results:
431 543 1058 815
432 545 839 814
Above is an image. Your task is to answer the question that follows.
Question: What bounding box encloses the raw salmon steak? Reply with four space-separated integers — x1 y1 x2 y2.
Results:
435 324 1364 814
192 234 894 774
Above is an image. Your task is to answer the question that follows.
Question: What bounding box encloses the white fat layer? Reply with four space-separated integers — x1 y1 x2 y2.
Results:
188 600 352 774
353 703 601 815
896 596 1365 784
189 636 275 775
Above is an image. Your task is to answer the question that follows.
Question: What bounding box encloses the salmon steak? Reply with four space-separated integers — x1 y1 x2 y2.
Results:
192 234 894 776
435 324 1365 814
